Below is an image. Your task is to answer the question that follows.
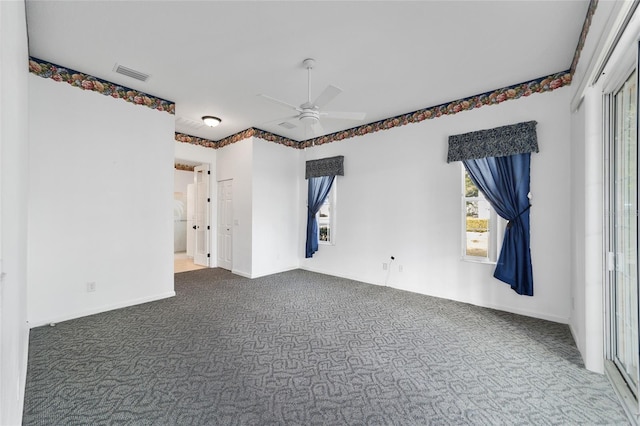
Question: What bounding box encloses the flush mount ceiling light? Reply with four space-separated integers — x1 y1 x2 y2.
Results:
202 116 222 127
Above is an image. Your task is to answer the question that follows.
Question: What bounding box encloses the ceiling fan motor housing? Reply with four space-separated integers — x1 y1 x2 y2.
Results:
299 109 319 124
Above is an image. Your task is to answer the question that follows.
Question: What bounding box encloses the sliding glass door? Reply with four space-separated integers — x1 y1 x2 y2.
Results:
610 68 639 396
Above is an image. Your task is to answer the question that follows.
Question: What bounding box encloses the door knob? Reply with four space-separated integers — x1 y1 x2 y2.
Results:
193 225 197 230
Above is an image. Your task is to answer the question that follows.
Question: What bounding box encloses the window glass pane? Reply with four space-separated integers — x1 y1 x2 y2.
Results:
466 200 478 218
464 172 491 259
612 69 639 392
319 224 330 242
465 173 479 197
466 207 490 257
318 198 331 243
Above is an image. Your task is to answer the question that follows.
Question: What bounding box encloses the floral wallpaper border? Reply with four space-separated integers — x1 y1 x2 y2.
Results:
175 69 572 151
298 70 572 148
33 1 594 151
175 128 299 150
28 57 175 115
174 163 196 172
175 132 218 149
32 61 572 152
570 0 598 76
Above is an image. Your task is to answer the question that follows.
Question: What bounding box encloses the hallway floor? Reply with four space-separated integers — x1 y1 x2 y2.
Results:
174 252 206 273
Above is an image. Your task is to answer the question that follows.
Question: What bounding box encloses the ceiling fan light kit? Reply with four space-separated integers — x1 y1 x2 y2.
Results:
258 58 366 137
202 116 221 127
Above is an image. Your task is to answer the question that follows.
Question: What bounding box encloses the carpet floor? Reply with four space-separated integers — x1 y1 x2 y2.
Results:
23 268 629 425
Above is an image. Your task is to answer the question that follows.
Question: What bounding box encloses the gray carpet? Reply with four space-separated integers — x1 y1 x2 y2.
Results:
23 269 629 425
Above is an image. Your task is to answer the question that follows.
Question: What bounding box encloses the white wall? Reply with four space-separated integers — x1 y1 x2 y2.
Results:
301 87 572 323
252 139 302 277
28 75 175 327
570 92 588 367
582 86 605 373
216 138 253 277
174 139 217 170
0 1 30 423
569 86 605 374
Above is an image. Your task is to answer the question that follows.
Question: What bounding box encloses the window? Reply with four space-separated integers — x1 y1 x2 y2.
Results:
318 182 336 245
462 167 502 262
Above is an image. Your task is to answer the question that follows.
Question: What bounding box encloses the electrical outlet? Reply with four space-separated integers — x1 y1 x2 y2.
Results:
399 265 403 273
86 282 96 292
383 263 388 270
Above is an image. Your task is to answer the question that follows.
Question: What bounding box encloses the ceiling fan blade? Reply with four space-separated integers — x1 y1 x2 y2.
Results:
257 94 301 112
321 111 366 121
312 85 342 108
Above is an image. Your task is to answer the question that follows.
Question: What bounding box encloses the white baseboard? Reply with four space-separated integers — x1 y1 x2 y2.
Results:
231 269 252 278
300 266 569 324
300 266 380 287
28 291 176 328
251 265 300 279
476 302 569 324
231 265 300 279
569 322 581 350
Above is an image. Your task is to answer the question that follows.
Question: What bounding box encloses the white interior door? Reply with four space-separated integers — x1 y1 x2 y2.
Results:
217 179 233 271
193 165 210 266
186 183 195 257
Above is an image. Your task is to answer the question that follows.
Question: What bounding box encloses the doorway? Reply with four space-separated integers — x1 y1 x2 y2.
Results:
174 162 211 272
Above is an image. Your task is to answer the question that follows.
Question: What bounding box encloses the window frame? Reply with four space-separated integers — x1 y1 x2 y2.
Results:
317 181 336 246
461 166 503 264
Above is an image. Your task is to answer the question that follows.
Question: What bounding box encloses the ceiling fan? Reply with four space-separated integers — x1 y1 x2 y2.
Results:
259 58 366 136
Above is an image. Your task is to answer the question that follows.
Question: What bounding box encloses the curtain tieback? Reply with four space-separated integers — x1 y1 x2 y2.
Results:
507 204 531 229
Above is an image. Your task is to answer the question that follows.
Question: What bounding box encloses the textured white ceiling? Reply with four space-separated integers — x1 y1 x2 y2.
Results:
25 1 589 142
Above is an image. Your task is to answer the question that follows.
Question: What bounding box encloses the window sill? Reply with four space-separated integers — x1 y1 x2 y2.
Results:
461 256 496 265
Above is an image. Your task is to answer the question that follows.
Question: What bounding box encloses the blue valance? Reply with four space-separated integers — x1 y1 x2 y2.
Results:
305 156 344 179
447 121 538 163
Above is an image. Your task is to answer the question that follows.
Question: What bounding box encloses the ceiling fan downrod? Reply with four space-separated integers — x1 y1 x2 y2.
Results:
303 58 315 105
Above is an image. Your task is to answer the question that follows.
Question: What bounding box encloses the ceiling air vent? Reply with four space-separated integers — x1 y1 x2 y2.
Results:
176 116 205 130
113 63 150 82
278 121 296 129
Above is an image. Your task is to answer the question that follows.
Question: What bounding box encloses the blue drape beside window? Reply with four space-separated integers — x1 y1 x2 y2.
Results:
306 175 335 258
463 153 533 296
